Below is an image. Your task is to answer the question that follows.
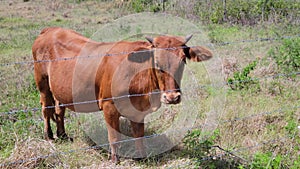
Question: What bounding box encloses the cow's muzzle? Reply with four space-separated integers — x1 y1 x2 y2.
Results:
161 91 181 104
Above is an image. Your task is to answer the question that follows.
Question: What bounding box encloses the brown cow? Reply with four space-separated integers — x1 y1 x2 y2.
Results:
32 27 212 163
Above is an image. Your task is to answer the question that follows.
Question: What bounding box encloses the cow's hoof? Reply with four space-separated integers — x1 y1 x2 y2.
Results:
110 154 120 164
133 157 145 161
57 133 73 142
45 133 54 141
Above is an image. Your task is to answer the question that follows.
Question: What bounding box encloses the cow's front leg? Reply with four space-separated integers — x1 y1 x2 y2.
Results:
103 101 121 163
130 120 146 159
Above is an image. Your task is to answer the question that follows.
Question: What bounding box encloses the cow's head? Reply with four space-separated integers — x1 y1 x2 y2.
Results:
128 35 212 105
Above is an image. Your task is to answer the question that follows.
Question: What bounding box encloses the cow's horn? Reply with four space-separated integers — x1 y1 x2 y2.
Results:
145 36 154 44
184 34 193 44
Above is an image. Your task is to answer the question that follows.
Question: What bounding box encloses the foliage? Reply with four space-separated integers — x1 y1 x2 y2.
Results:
285 117 299 138
193 0 300 24
250 152 284 169
291 156 300 169
183 129 217 167
127 0 161 13
183 129 218 157
269 38 300 74
227 60 260 91
183 129 240 168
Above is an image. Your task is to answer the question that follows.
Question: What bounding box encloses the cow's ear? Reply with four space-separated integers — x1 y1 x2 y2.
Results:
186 46 213 62
128 47 153 63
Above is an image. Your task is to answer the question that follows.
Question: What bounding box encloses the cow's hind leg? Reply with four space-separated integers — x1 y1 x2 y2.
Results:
40 90 55 140
35 74 55 140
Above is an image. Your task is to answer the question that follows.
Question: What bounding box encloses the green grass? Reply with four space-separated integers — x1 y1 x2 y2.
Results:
0 0 299 168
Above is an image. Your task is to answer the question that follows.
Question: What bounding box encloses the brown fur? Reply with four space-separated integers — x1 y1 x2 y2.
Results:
32 27 212 163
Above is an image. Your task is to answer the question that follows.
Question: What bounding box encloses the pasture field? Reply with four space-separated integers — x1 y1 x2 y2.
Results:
0 0 299 168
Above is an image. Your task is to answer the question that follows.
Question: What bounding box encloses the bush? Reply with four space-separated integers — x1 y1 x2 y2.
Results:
250 152 284 169
183 129 243 168
128 0 161 13
183 129 218 158
124 0 300 25
227 60 260 91
269 38 300 74
192 0 300 24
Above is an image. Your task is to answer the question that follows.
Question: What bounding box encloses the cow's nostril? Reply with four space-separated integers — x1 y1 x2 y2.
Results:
163 94 167 99
174 94 180 101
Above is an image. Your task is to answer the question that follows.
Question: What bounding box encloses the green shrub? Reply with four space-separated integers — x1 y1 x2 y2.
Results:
193 0 300 24
269 38 300 74
124 0 300 24
250 152 284 169
128 0 161 13
227 60 260 91
183 129 242 168
183 129 219 164
291 156 300 169
285 118 298 138
183 129 218 158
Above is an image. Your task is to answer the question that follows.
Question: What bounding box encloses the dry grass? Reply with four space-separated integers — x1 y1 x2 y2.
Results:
3 138 60 168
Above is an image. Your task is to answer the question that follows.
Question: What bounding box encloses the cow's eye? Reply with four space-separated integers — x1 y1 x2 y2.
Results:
155 62 163 73
158 68 164 73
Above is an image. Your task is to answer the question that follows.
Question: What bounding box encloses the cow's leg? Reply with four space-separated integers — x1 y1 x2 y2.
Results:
54 100 71 141
40 91 55 140
34 74 55 140
102 101 121 163
130 120 146 159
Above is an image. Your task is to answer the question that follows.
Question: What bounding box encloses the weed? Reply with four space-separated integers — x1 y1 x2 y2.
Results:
192 0 300 24
269 37 300 74
182 129 240 168
127 0 161 13
250 152 284 169
291 156 300 169
227 59 260 92
285 118 299 138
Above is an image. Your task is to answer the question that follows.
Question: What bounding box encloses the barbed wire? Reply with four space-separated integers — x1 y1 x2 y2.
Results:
209 71 300 89
1 102 298 167
0 89 176 116
0 46 188 67
1 33 300 67
1 71 299 116
213 34 300 46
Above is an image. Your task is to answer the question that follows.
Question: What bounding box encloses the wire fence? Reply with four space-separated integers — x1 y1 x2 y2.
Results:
213 34 300 46
1 71 299 116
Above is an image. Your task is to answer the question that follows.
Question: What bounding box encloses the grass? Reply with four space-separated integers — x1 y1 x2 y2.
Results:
0 0 300 168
